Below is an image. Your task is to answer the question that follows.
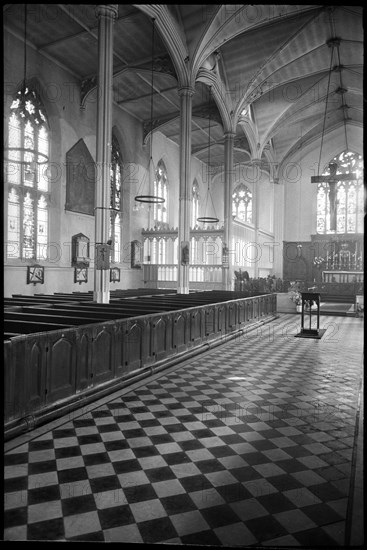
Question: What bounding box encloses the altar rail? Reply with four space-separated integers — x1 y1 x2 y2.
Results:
4 294 277 440
322 271 363 284
300 281 363 301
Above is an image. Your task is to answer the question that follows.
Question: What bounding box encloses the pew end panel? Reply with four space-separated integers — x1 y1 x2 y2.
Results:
91 324 115 386
123 320 145 373
46 330 77 404
172 312 188 353
75 329 93 392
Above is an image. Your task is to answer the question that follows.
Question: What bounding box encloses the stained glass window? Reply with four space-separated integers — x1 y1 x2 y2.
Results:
5 85 50 260
316 151 364 234
8 188 20 258
110 135 123 263
153 159 168 224
232 183 252 223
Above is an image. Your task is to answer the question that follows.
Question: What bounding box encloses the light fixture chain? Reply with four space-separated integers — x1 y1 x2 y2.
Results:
23 4 27 90
207 86 211 190
317 45 334 176
134 18 164 206
336 45 349 151
197 86 219 225
150 18 155 162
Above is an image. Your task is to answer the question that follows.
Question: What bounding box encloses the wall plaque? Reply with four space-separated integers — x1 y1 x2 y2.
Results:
131 240 142 269
66 139 95 215
27 264 44 285
96 244 111 270
181 241 190 266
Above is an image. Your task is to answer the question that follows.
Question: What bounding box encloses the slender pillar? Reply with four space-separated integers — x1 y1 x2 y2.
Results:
253 160 260 278
94 4 118 303
223 131 235 290
177 86 195 294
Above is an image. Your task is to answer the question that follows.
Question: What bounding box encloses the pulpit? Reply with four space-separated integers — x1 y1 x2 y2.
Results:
295 292 326 339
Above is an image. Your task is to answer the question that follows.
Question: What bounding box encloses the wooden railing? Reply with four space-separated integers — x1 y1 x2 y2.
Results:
4 293 277 439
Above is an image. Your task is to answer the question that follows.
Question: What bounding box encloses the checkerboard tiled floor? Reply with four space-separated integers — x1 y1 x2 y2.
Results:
4 314 364 544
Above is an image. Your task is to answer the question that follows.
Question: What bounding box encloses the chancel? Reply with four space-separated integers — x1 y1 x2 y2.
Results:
3 4 364 546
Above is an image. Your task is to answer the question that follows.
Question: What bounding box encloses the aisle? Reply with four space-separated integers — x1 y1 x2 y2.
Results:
4 314 364 545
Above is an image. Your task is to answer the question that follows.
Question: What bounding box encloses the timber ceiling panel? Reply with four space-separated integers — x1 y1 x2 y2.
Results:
218 10 322 97
3 4 363 172
4 4 83 48
113 14 168 67
115 71 180 122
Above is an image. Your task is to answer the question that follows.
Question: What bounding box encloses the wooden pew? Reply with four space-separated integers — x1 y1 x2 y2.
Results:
5 311 108 327
4 319 72 335
16 306 136 322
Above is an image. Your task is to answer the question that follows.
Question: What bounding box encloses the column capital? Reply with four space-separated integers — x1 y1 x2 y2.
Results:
224 131 236 140
95 4 118 19
250 158 263 167
178 86 195 98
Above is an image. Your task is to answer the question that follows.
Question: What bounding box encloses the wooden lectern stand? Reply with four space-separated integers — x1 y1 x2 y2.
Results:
295 292 326 339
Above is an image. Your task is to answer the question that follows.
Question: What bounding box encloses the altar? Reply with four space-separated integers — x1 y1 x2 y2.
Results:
323 271 363 283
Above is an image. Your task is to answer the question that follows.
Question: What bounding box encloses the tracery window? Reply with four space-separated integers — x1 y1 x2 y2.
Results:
153 159 168 224
232 183 252 223
191 179 200 228
5 85 50 260
316 151 364 234
110 135 122 262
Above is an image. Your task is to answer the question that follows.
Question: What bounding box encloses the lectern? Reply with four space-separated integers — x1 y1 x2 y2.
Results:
295 292 326 339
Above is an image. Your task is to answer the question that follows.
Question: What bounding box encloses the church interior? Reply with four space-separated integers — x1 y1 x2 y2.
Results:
3 4 364 545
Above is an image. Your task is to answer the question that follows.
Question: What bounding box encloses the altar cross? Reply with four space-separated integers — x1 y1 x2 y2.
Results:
311 162 357 231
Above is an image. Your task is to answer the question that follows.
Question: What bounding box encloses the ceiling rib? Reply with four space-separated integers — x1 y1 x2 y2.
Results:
243 8 324 105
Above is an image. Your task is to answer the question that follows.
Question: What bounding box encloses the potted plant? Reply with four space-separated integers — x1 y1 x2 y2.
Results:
289 289 302 312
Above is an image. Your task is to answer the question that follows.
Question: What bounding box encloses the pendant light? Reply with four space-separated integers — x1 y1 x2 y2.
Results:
197 86 219 224
315 38 335 178
134 18 165 205
310 34 356 233
4 4 49 166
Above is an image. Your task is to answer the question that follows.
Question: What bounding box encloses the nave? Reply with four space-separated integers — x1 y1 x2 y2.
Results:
4 314 363 545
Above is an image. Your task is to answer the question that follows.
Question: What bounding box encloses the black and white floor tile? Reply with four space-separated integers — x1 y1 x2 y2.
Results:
4 314 364 545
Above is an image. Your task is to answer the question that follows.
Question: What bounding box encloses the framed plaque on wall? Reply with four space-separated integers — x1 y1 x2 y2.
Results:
27 264 44 285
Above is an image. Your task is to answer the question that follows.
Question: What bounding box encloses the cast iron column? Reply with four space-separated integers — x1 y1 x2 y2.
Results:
223 131 235 290
177 86 194 294
94 4 117 303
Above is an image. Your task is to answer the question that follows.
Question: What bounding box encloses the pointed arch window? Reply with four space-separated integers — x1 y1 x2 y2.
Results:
232 183 252 223
316 151 364 234
5 85 50 260
110 135 123 262
191 179 200 228
153 159 168 224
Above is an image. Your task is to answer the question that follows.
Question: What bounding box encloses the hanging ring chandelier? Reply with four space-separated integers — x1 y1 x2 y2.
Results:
197 216 219 223
135 194 164 204
197 86 219 224
134 18 165 205
4 147 49 165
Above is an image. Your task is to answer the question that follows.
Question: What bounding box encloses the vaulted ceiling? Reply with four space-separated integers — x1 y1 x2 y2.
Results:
4 4 363 174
